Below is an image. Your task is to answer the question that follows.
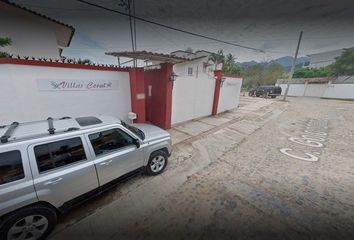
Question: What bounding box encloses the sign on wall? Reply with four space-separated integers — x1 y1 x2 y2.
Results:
225 81 240 87
223 78 241 87
36 79 119 91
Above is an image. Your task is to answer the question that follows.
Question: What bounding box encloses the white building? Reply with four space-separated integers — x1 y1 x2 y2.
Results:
0 0 75 59
106 50 243 127
306 47 354 68
134 50 242 125
169 50 225 124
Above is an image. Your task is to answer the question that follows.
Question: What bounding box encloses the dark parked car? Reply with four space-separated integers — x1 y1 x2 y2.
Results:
249 85 282 98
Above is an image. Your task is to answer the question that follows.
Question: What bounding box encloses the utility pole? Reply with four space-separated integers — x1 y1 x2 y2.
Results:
283 31 303 101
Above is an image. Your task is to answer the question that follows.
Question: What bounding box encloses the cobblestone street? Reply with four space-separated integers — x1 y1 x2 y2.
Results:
50 97 354 240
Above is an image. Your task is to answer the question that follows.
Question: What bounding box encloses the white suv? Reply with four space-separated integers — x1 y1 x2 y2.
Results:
0 116 171 240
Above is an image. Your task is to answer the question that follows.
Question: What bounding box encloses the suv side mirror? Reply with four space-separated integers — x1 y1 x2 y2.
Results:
133 138 140 148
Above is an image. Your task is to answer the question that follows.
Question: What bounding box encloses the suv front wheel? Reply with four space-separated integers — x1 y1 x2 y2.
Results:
0 204 57 240
146 150 168 176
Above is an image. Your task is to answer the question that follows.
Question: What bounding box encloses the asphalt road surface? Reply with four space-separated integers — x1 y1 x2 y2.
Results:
50 97 354 240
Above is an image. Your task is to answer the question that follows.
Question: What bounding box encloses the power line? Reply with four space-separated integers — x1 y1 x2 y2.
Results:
132 0 137 51
127 0 135 52
16 4 354 42
75 0 265 52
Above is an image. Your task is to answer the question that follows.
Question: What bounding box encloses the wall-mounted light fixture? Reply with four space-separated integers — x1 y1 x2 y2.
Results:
170 72 178 82
221 77 226 87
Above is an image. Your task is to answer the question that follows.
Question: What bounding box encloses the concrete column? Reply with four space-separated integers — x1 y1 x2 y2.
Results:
212 70 223 115
303 80 309 96
160 63 173 129
143 63 173 129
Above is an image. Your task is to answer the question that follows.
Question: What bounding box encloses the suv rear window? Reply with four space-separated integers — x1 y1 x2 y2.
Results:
0 150 24 185
34 137 87 173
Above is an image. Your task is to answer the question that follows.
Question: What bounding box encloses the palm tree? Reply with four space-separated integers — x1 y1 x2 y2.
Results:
77 58 93 65
0 37 11 47
208 49 225 70
0 37 12 58
225 53 235 66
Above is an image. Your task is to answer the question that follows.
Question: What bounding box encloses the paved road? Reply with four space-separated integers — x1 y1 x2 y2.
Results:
50 97 354 240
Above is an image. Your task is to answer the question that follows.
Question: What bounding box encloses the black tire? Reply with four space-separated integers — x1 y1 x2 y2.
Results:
146 150 168 176
0 204 57 240
271 96 276 99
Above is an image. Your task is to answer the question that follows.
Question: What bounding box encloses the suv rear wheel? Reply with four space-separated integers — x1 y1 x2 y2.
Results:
0 205 57 240
146 150 168 176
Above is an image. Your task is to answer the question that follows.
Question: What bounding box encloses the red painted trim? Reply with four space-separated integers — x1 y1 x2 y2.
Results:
143 63 173 130
162 63 173 130
0 58 130 72
222 74 243 79
129 68 146 123
212 70 222 115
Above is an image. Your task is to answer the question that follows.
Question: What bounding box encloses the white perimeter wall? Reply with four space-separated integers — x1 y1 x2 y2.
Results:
277 83 354 99
323 84 354 99
217 77 242 113
171 61 215 124
0 64 131 125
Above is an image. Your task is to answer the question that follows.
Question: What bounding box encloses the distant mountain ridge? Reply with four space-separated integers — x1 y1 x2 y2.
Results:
237 56 310 70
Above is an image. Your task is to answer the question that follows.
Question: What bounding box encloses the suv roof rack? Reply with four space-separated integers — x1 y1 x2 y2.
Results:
59 116 71 120
47 117 56 135
0 117 79 144
1 122 19 143
0 116 119 145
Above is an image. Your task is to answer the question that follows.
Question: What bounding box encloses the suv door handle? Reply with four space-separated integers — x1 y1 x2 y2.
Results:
44 178 63 186
100 160 113 166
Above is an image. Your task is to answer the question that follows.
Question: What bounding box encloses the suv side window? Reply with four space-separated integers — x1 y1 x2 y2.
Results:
89 128 134 156
0 150 24 185
34 137 86 173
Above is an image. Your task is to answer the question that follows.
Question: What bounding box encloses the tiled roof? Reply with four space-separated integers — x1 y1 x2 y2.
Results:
106 51 191 63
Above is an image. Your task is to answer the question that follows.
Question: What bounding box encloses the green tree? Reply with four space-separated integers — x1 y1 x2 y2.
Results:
0 37 11 47
223 64 243 76
240 63 285 90
223 53 243 75
329 49 354 76
225 53 235 66
263 63 285 85
242 64 264 89
293 67 332 78
185 47 193 53
0 37 12 58
76 58 92 65
208 50 225 69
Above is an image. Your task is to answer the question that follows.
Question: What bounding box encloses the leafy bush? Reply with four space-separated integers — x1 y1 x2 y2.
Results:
0 37 11 47
76 58 92 64
293 67 333 78
241 63 285 90
0 37 12 58
329 49 354 76
293 49 354 77
223 64 243 76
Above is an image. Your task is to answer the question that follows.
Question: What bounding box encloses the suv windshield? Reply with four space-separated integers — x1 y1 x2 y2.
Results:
121 121 145 140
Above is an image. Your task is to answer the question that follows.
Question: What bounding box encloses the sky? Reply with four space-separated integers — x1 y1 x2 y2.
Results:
12 0 354 65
